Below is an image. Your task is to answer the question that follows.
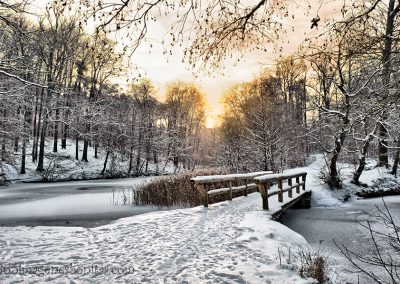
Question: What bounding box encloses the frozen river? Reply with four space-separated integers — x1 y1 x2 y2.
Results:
282 196 400 283
0 177 159 227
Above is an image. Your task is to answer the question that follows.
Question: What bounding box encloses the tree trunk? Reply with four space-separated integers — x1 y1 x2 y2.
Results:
75 134 79 160
20 138 26 174
135 149 142 175
135 131 143 174
1 141 5 162
81 123 90 162
82 139 89 162
32 87 40 162
33 90 43 162
378 0 398 167
14 138 19 153
61 124 67 149
153 150 159 174
94 142 98 158
128 148 133 175
53 108 59 152
101 150 110 175
173 156 179 173
353 135 373 185
329 130 346 189
20 105 28 175
36 121 47 172
391 139 400 176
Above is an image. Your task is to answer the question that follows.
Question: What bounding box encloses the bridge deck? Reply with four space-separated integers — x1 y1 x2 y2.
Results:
266 190 312 220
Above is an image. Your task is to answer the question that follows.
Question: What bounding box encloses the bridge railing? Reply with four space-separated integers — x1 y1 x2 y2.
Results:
191 171 272 207
254 172 307 210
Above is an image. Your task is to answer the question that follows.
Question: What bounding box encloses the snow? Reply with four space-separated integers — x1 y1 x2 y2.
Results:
271 154 343 208
0 193 314 283
191 171 272 183
1 153 399 282
0 154 339 283
1 139 175 183
255 172 307 182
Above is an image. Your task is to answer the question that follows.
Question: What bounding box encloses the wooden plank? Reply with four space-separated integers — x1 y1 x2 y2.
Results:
272 191 312 220
207 184 257 197
197 184 208 208
258 182 269 210
233 171 273 181
255 171 307 183
288 178 293 198
228 180 233 201
296 176 300 193
208 187 230 196
278 179 283 202
267 187 294 197
191 171 272 184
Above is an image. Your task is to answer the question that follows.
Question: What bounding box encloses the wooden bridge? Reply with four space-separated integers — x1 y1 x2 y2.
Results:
191 171 310 219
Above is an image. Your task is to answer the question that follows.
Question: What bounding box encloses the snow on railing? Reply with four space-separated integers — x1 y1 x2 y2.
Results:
254 172 307 210
190 171 272 207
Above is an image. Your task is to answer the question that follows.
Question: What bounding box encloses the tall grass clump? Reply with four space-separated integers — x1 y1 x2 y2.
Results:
133 169 228 208
296 248 330 284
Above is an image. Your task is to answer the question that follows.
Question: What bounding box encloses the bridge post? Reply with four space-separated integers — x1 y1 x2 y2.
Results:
228 181 233 201
196 184 208 207
296 176 300 193
244 180 248 196
257 182 269 210
288 178 293 198
278 179 283 202
302 174 307 191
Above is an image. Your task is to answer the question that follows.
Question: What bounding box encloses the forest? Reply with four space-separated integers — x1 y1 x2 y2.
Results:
0 0 399 189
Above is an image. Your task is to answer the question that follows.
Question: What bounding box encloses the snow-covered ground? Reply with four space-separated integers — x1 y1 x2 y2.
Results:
283 154 400 205
0 192 314 283
1 139 174 182
0 159 320 283
0 154 399 283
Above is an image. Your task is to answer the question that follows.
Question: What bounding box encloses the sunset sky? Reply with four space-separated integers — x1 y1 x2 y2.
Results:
125 0 340 127
34 0 341 127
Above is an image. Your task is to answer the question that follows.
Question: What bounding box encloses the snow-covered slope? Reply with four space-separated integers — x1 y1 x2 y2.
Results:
2 139 174 182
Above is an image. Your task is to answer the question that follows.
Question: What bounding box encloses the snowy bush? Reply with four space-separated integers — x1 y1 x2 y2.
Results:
38 157 70 181
296 248 331 284
133 168 228 208
355 176 400 198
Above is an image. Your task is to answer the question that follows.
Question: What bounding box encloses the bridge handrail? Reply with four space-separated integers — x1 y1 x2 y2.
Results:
191 171 272 207
191 171 272 184
255 171 307 210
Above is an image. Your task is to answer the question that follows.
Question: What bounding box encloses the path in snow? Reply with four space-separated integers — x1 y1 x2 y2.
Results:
0 193 311 284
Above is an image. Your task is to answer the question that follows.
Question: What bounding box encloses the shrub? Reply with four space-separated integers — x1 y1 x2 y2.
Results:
296 248 330 284
133 168 228 208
